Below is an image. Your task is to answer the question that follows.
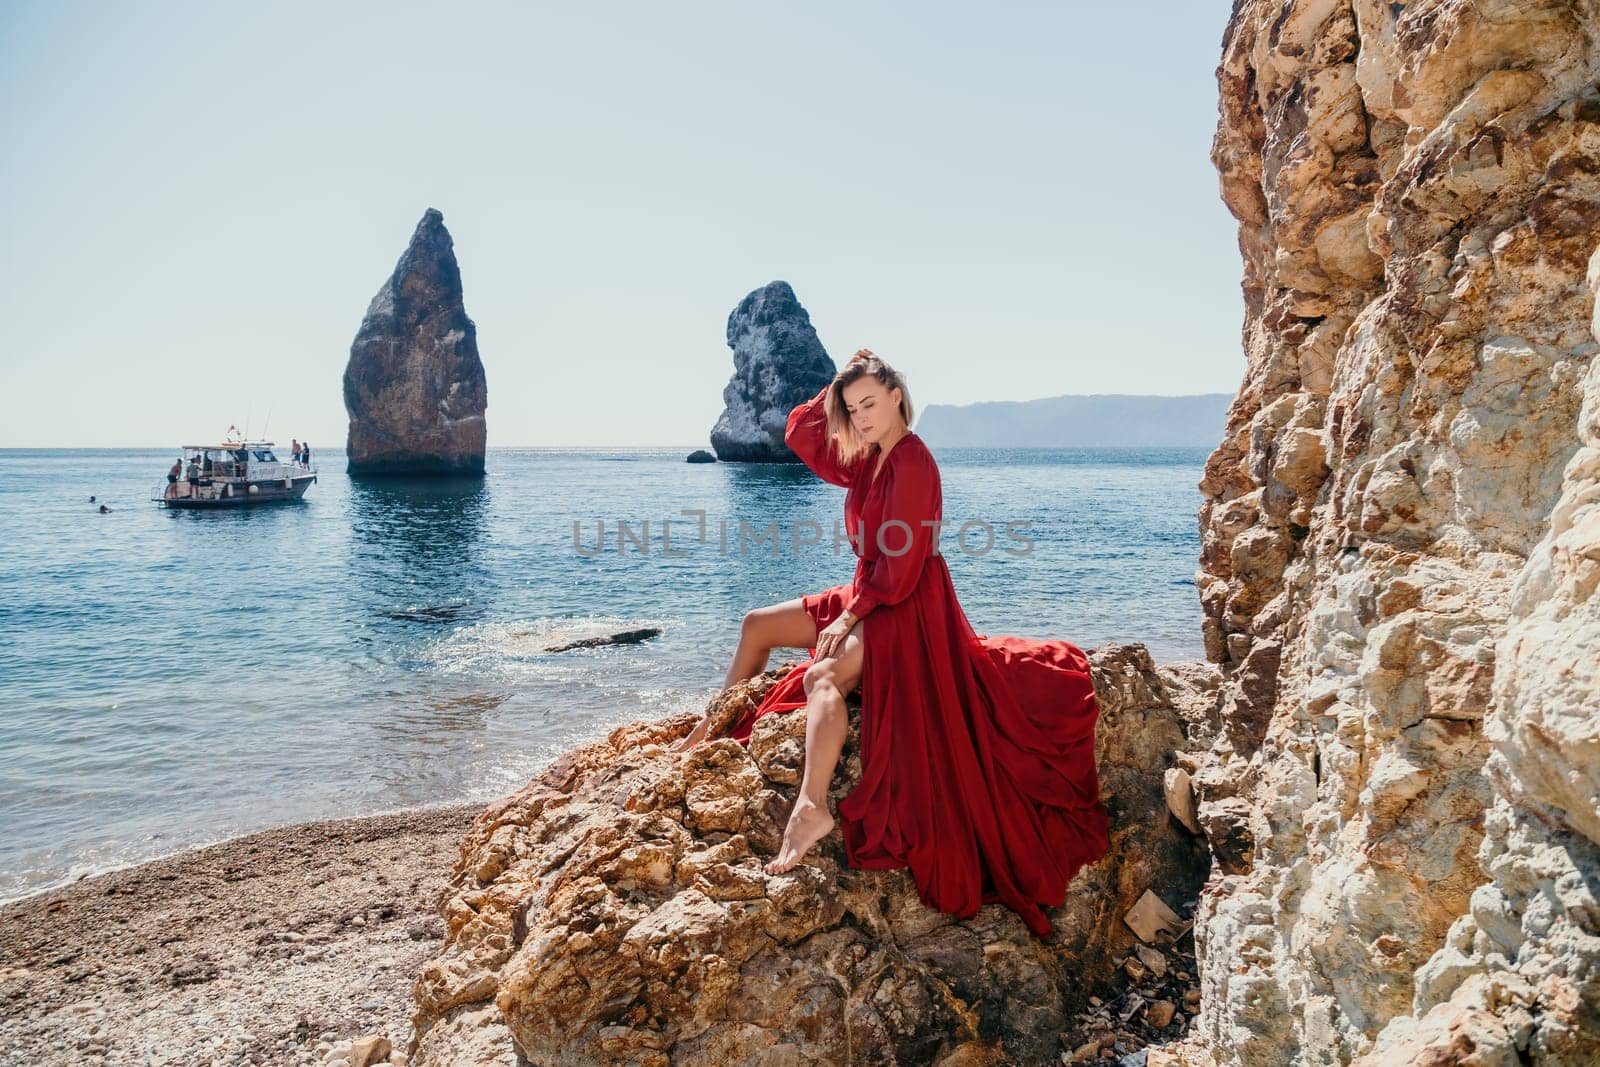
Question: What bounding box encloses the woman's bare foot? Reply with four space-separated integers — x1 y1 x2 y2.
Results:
670 715 710 752
764 797 835 874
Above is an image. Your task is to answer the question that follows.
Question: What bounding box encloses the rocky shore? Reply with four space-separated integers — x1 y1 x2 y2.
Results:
408 644 1221 1066
0 643 1221 1067
0 804 481 1067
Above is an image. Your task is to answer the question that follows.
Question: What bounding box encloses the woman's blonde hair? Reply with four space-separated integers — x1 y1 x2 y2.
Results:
827 348 914 465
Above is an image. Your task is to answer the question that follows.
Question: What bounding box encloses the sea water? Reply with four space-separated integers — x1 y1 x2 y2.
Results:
0 445 1211 902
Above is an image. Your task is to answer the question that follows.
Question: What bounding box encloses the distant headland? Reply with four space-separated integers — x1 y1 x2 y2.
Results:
914 393 1233 448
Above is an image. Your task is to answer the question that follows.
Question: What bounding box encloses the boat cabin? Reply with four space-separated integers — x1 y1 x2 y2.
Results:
181 442 301 481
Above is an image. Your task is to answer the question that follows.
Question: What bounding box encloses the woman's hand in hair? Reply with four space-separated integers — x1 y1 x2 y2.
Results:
849 348 875 364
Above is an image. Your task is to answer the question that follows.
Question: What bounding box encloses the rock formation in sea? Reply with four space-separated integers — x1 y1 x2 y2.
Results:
408 645 1222 1065
1172 3 1600 1064
709 281 837 462
343 208 488 477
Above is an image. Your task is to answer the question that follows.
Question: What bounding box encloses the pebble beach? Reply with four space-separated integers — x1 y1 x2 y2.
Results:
0 803 481 1067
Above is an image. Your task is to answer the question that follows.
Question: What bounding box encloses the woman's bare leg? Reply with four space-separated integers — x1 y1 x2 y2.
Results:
723 598 819 689
672 599 819 752
765 620 864 874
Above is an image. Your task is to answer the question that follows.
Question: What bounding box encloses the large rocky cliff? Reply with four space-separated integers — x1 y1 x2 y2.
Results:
344 208 488 477
1179 2 1600 1063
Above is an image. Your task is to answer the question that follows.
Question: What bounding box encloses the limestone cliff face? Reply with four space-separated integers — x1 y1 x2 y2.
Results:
344 209 488 477
408 645 1218 1066
1183 2 1600 1063
709 281 837 462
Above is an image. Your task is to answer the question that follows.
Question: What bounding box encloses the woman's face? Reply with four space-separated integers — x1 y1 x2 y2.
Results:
841 377 903 446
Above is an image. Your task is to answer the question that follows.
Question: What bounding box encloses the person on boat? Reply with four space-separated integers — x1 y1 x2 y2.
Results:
186 456 201 494
290 439 301 466
301 441 311 468
673 348 1110 939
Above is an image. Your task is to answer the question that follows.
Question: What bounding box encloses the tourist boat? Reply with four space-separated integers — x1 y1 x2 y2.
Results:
151 440 317 508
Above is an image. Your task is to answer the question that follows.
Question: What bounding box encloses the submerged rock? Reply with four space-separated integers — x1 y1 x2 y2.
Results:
344 208 488 477
709 281 836 462
543 627 663 653
685 449 715 464
408 644 1218 1066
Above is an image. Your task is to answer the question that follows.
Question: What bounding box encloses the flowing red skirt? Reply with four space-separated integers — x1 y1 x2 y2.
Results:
727 554 1110 938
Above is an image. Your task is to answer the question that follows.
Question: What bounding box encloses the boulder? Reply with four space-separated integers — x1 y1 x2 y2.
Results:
408 644 1218 1066
344 208 488 477
709 281 836 462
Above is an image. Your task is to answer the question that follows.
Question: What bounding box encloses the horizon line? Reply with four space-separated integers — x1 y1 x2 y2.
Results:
0 442 1224 452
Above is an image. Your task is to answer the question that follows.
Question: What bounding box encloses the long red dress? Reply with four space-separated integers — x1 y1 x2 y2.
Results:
727 384 1112 938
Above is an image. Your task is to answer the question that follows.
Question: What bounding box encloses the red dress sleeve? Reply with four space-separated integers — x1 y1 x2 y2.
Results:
785 384 856 488
845 445 941 619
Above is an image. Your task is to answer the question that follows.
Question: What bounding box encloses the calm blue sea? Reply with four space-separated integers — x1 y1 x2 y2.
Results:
0 445 1209 903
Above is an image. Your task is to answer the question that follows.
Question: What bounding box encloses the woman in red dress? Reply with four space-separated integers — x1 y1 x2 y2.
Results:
675 349 1110 938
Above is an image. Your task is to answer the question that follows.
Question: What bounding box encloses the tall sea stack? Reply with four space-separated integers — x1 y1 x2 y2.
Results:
343 208 488 477
709 281 836 462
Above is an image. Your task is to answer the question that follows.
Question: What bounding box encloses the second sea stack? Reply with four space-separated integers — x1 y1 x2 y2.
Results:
343 208 488 477
710 281 836 462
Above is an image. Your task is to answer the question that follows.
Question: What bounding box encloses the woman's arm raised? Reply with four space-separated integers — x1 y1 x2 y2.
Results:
785 384 856 488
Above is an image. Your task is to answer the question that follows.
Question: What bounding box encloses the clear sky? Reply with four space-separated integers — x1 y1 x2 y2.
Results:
1 2 1243 448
